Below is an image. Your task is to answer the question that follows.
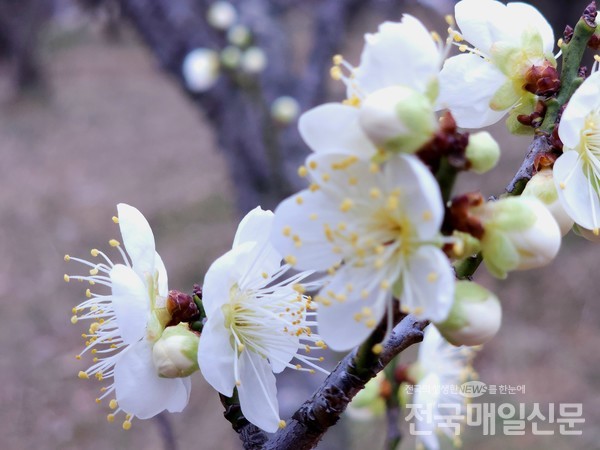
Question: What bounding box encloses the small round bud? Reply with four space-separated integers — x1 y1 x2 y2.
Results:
359 86 436 154
465 131 500 174
182 48 220 92
241 47 267 74
206 1 237 30
220 45 242 69
434 281 502 346
271 96 300 124
152 323 199 378
227 24 252 47
522 168 574 235
476 197 561 278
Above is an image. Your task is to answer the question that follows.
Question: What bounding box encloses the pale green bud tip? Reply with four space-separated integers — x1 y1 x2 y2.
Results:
271 96 300 124
434 281 501 347
152 323 200 378
241 47 267 74
207 1 237 30
465 131 500 174
522 169 573 236
227 24 252 47
182 48 220 93
221 46 242 69
359 86 436 154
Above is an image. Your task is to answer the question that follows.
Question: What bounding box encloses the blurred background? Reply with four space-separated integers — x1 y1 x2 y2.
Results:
0 0 598 449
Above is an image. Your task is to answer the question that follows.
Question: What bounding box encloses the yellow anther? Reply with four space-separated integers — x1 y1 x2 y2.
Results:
595 55 600 63
559 182 566 189
86 289 92 298
89 280 96 285
109 239 120 247
427 272 438 283
296 196 304 205
107 414 115 423
293 284 306 294
64 274 70 283
322 173 331 182
278 420 287 429
330 66 342 80
414 307 424 315
109 399 118 409
75 355 81 360
453 241 464 257
90 322 101 334
331 155 358 171
369 188 381 199
342 95 361 107
64 254 70 262
430 31 442 43
89 268 99 276
293 235 302 247
362 307 373 316
365 319 377 328
380 280 390 290
332 54 343 65
237 344 245 352
235 380 241 386
262 272 268 279
284 255 297 266
422 210 433 221
309 160 318 170
298 165 308 177
594 228 600 236
78 371 89 380
369 162 380 173
557 38 564 48
445 14 455 26
71 315 78 324
372 343 383 355
353 312 362 322
95 398 101 404
309 213 318 221
112 216 119 224
340 198 354 212
282 225 292 237
348 176 358 186
309 183 320 192
458 44 468 52
123 421 132 431
96 372 104 381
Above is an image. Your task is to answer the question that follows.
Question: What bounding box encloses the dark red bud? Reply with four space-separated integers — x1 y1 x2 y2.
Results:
448 192 485 239
583 1 597 28
167 289 200 327
523 64 561 97
564 25 574 44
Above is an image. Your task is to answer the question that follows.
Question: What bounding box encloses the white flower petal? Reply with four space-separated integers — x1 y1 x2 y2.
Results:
317 288 387 351
354 15 440 95
385 155 444 239
454 0 518 53
554 151 600 230
110 264 149 346
298 104 376 158
438 53 507 128
559 71 600 149
114 340 191 419
233 206 274 249
197 309 237 397
117 203 156 278
414 372 442 450
402 247 454 323
505 2 554 54
237 350 281 433
154 251 168 298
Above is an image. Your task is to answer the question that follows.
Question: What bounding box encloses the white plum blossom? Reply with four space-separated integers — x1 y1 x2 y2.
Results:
66 204 191 429
299 15 444 159
410 326 478 450
554 70 600 235
272 153 455 351
438 0 556 128
197 207 327 433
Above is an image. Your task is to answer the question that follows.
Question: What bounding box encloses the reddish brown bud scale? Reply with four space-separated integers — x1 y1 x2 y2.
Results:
583 1 598 28
448 192 485 240
166 289 200 327
564 25 574 44
523 64 561 97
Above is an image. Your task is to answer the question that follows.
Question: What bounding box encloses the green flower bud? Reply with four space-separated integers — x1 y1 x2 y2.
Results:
152 323 199 378
434 281 501 346
475 197 561 279
465 131 501 174
359 86 436 154
522 168 574 235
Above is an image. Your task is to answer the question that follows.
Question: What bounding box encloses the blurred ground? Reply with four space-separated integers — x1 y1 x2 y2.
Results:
0 11 599 450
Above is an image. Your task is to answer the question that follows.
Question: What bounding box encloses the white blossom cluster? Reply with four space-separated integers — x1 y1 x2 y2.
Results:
65 0 600 447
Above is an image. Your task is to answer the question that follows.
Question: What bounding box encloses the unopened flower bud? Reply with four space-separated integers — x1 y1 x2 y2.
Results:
152 323 199 378
359 86 436 154
465 131 500 174
522 168 574 235
221 45 242 69
167 289 200 326
434 281 501 346
475 197 561 278
182 48 220 92
523 63 561 96
271 96 300 124
207 1 237 30
241 47 267 74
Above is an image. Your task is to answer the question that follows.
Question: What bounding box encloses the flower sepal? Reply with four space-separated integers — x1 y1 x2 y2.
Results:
152 323 200 378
